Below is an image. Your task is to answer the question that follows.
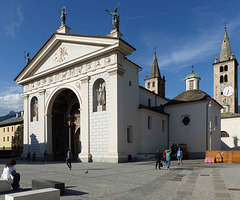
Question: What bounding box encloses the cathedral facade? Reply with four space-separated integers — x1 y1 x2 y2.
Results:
15 11 222 162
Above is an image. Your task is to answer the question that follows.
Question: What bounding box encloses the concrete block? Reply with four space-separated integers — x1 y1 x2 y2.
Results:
0 179 11 192
5 188 60 200
32 179 65 196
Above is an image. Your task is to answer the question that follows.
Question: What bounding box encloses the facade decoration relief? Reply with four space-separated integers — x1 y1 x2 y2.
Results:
24 54 116 93
54 46 69 63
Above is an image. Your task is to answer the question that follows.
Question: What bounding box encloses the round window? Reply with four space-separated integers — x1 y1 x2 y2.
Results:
182 116 190 125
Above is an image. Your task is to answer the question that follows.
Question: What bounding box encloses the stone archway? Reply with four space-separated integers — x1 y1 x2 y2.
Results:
51 89 80 161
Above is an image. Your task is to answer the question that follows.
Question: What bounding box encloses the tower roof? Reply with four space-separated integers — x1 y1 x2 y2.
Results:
220 27 232 62
185 71 200 80
150 52 161 78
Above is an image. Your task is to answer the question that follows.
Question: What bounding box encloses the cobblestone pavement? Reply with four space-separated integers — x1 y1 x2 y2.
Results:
0 159 240 200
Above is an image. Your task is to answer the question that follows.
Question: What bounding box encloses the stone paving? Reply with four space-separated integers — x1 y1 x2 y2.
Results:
0 159 240 199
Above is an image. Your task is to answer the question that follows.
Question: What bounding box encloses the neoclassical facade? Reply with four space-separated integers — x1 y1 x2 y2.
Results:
15 19 222 162
15 23 172 162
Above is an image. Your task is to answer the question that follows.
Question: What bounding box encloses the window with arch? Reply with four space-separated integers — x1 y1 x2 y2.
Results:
93 78 106 112
221 131 229 137
220 75 223 83
31 97 39 122
220 66 223 72
224 75 228 82
224 65 228 71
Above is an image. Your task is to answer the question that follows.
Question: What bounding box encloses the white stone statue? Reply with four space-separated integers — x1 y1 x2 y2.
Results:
97 83 106 106
33 99 38 121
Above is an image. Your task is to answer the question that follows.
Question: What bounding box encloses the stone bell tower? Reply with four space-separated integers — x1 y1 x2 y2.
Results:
145 51 166 97
213 27 238 113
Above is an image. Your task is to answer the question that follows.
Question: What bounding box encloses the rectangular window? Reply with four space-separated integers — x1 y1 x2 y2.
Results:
12 127 14 132
3 128 5 133
148 116 152 129
162 120 165 131
189 80 194 90
152 82 155 87
7 127 9 132
148 99 151 107
127 127 133 143
3 137 5 142
147 82 150 88
7 136 9 141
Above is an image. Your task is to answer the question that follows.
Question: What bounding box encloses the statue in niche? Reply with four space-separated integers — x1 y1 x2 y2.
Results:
106 4 120 31
32 98 38 121
57 6 68 26
97 83 106 107
25 53 31 65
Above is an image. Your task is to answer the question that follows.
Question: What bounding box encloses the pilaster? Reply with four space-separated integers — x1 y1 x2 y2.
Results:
22 94 29 157
39 89 45 154
78 76 91 162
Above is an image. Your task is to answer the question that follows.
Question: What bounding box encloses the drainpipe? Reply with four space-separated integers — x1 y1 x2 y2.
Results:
206 101 209 151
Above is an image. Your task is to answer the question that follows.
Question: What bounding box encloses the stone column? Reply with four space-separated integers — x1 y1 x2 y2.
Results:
78 76 90 162
22 94 29 157
39 89 46 155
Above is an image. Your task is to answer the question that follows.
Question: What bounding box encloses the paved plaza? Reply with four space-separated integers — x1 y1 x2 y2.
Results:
0 159 240 199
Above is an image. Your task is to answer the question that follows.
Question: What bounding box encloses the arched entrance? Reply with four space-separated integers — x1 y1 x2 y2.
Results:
51 89 80 160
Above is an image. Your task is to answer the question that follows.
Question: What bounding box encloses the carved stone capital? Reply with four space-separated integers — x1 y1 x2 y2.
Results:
80 76 90 84
108 67 125 76
38 89 46 95
22 94 29 100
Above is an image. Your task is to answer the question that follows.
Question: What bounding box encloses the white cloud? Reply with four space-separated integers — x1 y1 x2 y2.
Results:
0 84 23 116
0 2 24 36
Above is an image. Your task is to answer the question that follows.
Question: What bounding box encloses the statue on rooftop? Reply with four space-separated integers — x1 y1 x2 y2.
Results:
106 4 120 31
57 7 68 26
25 52 31 65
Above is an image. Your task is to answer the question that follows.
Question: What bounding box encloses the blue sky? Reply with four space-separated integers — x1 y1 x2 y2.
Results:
0 0 240 116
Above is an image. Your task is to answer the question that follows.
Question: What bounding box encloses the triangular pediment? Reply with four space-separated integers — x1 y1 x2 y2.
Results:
33 42 103 75
15 33 135 84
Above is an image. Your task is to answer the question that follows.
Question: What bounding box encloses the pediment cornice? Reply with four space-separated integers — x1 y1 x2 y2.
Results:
15 33 135 84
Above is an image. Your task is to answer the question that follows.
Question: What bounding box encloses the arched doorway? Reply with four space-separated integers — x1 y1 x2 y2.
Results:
51 89 80 161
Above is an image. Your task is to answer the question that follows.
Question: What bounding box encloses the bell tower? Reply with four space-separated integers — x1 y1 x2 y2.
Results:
213 27 238 113
145 51 166 97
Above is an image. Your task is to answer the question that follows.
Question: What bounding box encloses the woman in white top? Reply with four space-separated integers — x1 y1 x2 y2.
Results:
1 160 20 190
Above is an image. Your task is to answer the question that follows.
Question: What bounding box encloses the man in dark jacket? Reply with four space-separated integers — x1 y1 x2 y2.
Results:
155 149 162 170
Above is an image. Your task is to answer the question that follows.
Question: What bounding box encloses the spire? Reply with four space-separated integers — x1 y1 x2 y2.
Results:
150 51 161 78
220 27 232 62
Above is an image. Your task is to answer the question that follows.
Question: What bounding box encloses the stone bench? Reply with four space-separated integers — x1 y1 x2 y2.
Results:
0 179 11 192
5 188 60 200
32 179 65 196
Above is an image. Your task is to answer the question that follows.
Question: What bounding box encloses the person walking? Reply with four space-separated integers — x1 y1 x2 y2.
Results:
155 149 162 170
32 152 36 162
66 149 72 170
44 150 48 162
27 152 31 162
1 160 20 190
177 148 183 165
163 149 166 163
165 148 172 170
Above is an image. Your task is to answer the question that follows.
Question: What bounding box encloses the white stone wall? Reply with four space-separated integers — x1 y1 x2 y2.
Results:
28 93 41 153
139 109 168 153
89 72 110 162
139 87 168 107
208 101 221 151
165 102 208 154
221 117 240 150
